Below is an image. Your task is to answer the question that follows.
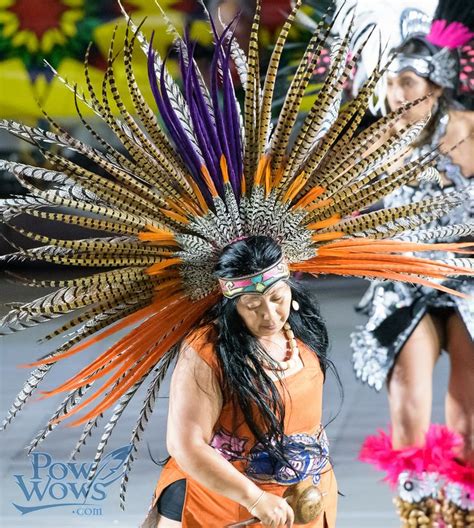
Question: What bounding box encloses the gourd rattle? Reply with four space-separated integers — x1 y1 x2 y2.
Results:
226 480 324 527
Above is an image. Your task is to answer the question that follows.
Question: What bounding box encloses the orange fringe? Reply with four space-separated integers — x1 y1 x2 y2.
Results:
291 239 474 299
283 171 309 203
26 285 186 368
43 294 192 397
271 163 286 189
138 226 178 245
305 198 334 211
264 160 272 197
319 239 474 254
292 265 472 299
187 177 209 214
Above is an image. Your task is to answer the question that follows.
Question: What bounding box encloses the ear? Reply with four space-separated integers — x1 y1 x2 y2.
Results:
434 85 443 99
429 82 443 100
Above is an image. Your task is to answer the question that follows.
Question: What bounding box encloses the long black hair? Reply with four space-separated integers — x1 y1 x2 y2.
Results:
198 235 338 473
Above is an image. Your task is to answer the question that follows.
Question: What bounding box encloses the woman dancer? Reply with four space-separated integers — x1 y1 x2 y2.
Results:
350 1 474 525
149 236 337 527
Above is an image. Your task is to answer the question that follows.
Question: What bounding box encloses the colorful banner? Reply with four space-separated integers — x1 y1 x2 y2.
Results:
0 0 213 119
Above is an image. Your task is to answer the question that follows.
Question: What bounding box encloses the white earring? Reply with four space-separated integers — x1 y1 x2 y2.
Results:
292 300 300 311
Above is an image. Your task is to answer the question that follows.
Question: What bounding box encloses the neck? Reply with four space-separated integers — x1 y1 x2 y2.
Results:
258 324 292 361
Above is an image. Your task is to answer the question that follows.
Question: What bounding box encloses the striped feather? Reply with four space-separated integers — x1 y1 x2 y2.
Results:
299 66 384 186
279 29 353 189
84 360 151 485
119 347 177 508
393 222 474 243
317 191 466 239
122 27 191 187
70 414 102 460
258 0 302 155
319 95 431 180
1 364 54 431
269 8 337 171
243 0 262 188
27 384 93 453
41 293 154 343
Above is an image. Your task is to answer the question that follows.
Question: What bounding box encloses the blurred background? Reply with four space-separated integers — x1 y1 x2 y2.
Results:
0 1 454 527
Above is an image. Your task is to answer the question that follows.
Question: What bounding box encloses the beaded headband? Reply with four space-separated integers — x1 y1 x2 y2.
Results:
218 259 290 299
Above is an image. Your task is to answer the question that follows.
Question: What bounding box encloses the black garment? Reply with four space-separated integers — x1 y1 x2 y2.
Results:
156 479 186 521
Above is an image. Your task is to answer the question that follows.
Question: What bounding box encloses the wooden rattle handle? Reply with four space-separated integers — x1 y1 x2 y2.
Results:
225 517 259 527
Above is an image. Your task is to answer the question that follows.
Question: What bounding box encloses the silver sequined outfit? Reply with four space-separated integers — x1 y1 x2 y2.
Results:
351 112 474 391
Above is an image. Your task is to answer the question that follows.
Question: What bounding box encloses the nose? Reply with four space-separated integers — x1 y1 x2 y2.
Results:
392 85 406 105
260 300 278 322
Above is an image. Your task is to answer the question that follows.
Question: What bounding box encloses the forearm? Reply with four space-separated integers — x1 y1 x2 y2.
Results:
171 442 261 508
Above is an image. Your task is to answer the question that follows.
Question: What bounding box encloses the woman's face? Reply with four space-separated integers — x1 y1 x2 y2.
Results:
236 281 292 338
386 70 441 123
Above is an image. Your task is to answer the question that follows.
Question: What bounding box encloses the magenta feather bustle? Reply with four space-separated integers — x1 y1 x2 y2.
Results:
426 0 474 49
359 424 463 487
427 20 474 49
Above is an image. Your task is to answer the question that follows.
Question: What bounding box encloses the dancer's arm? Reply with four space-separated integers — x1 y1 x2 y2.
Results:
166 344 294 526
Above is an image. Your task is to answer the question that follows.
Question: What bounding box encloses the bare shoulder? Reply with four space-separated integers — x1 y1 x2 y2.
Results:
173 341 220 394
441 110 474 178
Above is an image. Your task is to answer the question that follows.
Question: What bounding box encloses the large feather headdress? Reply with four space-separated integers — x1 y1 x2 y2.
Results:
0 0 473 507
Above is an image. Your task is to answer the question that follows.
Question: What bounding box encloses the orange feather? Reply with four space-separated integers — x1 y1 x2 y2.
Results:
254 155 270 186
158 208 189 224
293 186 325 209
187 177 209 213
49 295 219 426
220 154 230 184
307 214 341 230
40 293 195 395
146 257 182 275
264 160 272 197
305 198 334 212
200 165 219 197
312 232 345 242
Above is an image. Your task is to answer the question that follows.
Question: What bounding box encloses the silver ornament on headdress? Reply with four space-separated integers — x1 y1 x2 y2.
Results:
388 8 459 90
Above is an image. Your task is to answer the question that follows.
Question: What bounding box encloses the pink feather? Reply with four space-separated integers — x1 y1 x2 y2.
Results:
427 20 474 49
440 458 474 494
359 425 463 487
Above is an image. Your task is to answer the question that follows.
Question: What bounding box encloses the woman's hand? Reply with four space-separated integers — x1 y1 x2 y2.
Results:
251 492 294 528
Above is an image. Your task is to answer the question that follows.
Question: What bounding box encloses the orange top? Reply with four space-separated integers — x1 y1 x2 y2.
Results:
141 325 337 528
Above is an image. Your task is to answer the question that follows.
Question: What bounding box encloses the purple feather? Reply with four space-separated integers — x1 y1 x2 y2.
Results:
221 37 243 195
210 40 234 186
209 17 243 196
147 41 213 204
146 15 245 206
181 38 223 194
